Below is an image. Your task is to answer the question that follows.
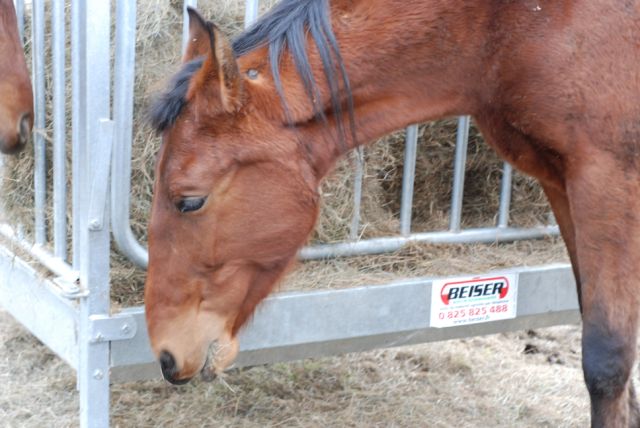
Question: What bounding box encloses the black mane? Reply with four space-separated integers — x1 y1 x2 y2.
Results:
150 0 354 143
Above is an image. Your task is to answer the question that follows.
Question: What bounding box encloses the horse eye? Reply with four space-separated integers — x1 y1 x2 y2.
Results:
177 197 207 213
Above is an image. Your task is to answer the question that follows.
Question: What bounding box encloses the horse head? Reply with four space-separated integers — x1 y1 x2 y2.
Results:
145 8 323 384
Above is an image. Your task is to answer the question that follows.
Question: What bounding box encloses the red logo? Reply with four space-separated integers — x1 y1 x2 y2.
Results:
440 276 510 305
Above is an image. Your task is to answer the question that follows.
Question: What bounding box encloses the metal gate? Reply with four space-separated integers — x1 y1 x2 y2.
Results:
0 1 579 427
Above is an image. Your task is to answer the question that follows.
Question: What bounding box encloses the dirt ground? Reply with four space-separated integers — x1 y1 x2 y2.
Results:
0 309 590 427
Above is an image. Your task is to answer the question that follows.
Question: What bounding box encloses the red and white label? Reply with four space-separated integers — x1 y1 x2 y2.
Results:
430 274 518 328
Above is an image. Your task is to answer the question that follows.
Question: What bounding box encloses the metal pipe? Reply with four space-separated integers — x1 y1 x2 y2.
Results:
72 0 88 269
300 225 560 260
53 0 67 260
32 0 46 245
350 147 364 240
182 0 198 54
244 0 260 27
449 116 470 232
111 0 148 269
497 162 513 228
13 0 24 42
0 224 77 282
400 125 418 236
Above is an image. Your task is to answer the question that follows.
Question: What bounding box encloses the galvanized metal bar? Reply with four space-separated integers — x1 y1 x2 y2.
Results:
244 0 260 27
109 264 578 381
32 0 46 245
111 0 148 268
350 147 364 240
400 125 418 236
77 1 112 426
300 225 560 260
72 0 88 270
498 162 513 228
182 0 198 54
449 116 470 233
53 0 67 259
0 246 79 370
13 0 25 42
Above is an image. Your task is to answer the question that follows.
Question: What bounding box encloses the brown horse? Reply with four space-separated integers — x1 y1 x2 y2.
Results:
0 0 32 154
146 1 640 425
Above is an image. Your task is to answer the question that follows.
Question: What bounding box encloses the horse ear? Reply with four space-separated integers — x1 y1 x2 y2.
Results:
183 7 212 63
184 8 243 112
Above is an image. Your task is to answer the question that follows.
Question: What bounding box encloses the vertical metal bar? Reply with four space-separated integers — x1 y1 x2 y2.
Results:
449 116 470 233
53 0 67 259
400 125 418 236
77 1 112 427
13 0 25 42
182 0 198 54
497 162 513 228
32 0 46 245
350 147 364 240
72 0 88 268
244 0 259 26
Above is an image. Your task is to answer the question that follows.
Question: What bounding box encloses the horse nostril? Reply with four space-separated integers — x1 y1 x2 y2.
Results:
18 113 31 145
159 350 176 375
159 350 191 385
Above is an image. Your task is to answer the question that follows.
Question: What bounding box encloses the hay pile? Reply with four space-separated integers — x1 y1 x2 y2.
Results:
0 0 563 307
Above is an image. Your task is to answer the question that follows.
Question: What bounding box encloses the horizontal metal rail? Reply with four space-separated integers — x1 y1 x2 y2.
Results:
0 242 578 383
108 263 578 381
300 225 559 259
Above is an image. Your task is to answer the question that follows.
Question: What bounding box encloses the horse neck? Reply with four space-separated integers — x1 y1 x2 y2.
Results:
298 0 491 178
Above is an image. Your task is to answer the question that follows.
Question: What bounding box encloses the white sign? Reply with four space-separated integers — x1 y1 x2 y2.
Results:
429 273 518 328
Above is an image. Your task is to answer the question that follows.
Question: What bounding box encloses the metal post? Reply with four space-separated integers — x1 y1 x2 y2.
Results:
182 0 198 54
53 0 67 259
400 125 418 236
497 162 513 228
76 1 112 427
32 0 46 245
449 116 470 232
